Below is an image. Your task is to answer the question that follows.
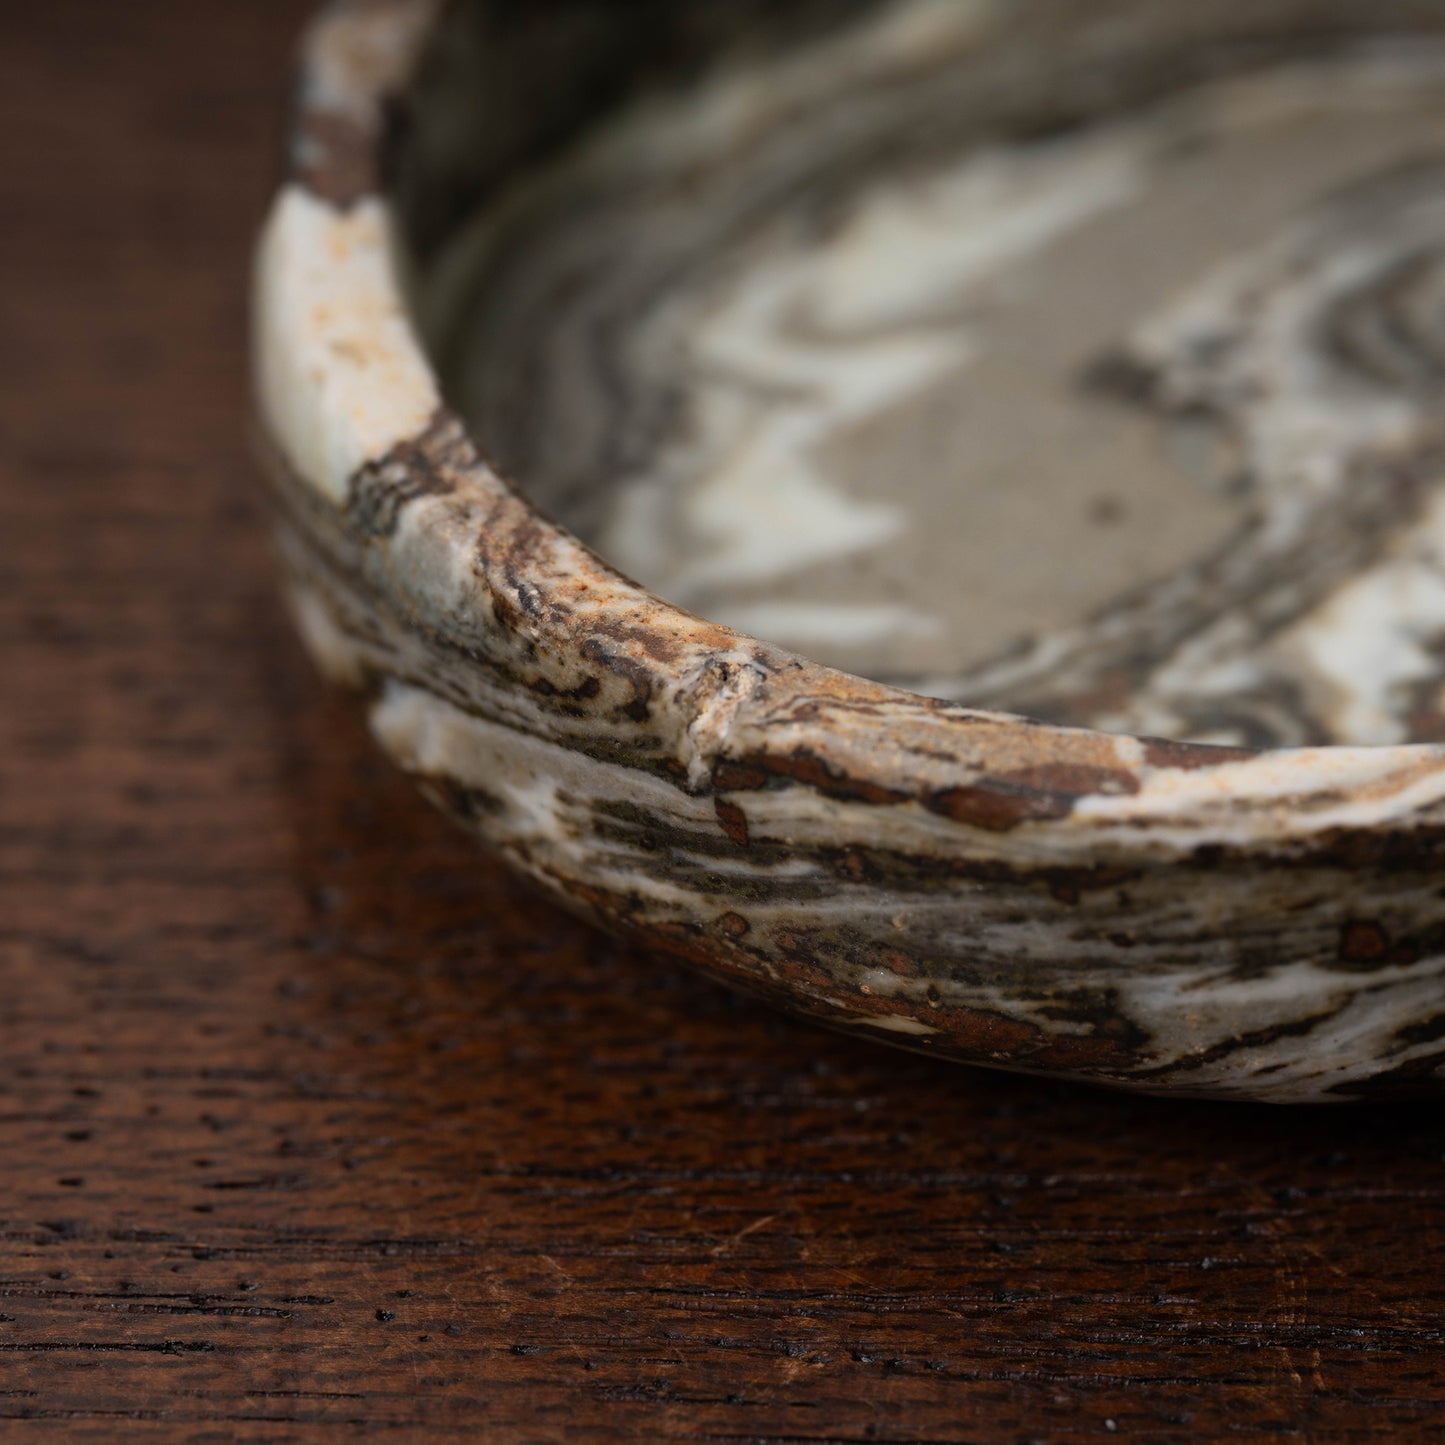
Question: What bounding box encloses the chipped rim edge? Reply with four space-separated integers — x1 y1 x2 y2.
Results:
255 0 1445 860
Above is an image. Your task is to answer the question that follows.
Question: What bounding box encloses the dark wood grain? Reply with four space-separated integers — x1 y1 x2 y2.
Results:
2 2 1444 1439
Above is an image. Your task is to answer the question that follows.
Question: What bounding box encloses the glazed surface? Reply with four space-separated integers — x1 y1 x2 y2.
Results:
425 7 1445 749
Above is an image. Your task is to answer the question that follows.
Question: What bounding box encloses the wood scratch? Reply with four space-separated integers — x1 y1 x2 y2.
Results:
711 1215 777 1258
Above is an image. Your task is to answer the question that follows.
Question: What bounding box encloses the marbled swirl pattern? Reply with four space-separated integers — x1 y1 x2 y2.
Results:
427 18 1445 750
255 0 1445 1100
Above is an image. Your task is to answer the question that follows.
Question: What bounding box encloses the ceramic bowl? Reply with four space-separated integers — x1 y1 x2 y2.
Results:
255 0 1445 1101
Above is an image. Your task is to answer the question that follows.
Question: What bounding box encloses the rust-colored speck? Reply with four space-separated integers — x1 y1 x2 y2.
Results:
714 798 750 847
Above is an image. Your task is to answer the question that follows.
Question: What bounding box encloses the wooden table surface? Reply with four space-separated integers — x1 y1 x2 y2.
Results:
4 2 1445 1440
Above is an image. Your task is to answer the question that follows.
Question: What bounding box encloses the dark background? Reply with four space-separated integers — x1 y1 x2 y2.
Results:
3 1 1444 1439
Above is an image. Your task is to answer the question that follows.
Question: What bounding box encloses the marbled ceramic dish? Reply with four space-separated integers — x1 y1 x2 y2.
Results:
257 0 1445 1101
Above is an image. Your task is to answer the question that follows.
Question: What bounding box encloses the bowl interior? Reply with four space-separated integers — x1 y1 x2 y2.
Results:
390 0 1445 751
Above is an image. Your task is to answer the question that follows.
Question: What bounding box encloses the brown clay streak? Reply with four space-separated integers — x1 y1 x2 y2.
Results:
713 752 1142 833
346 411 464 538
713 751 909 809
927 764 1140 833
1142 737 1256 771
713 798 750 847
293 109 381 209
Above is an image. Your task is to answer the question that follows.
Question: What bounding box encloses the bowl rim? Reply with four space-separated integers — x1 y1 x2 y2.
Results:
256 0 1445 862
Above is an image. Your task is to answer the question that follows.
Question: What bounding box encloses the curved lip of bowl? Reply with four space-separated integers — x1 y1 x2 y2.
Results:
255 0 1445 863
